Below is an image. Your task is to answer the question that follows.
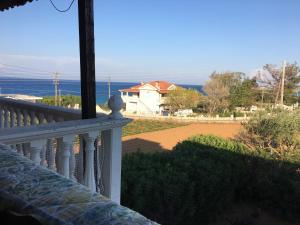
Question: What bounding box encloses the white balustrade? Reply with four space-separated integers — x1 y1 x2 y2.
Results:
0 96 81 129
0 95 130 203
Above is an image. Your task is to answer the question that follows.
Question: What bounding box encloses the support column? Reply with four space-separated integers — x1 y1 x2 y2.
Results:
102 127 122 204
78 0 96 119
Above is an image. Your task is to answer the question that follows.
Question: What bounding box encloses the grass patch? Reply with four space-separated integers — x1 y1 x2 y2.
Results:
122 119 188 137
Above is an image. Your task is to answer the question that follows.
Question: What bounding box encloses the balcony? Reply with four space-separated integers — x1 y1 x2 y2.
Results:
0 96 158 224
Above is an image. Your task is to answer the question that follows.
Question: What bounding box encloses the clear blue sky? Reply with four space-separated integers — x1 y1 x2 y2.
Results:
0 0 299 84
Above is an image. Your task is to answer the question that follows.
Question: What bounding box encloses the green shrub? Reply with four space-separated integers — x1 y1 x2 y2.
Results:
121 135 300 225
238 110 300 157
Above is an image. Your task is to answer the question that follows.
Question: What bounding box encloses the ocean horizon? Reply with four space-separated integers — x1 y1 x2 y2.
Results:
0 77 203 104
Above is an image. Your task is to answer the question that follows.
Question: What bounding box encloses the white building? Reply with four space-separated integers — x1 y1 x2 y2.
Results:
120 81 178 115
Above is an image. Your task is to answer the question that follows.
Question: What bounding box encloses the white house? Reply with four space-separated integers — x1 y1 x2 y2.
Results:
120 81 178 115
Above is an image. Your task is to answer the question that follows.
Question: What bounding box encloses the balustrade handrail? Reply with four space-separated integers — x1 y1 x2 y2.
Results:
0 95 128 203
0 116 130 145
0 96 81 120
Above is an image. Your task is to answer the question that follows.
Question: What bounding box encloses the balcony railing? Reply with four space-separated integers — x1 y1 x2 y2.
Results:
0 95 130 204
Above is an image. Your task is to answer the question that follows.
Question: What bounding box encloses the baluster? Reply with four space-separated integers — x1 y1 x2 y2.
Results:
47 139 56 170
76 134 85 184
40 145 47 166
30 111 37 125
4 108 9 128
38 113 45 124
16 109 22 127
83 131 98 192
60 134 75 178
10 108 15 127
30 140 46 165
23 110 29 126
56 138 63 173
0 107 3 128
69 136 77 181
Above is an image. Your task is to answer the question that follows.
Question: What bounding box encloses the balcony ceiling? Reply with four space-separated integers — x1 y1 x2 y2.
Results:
0 0 34 11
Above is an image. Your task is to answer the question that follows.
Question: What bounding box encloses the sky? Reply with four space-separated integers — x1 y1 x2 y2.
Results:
0 0 300 84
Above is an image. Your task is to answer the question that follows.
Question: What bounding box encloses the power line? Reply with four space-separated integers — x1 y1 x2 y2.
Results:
49 0 75 13
0 62 53 75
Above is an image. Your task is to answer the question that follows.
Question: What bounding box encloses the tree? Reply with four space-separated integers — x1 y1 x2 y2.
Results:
165 87 202 113
255 62 300 105
229 78 257 108
203 71 244 114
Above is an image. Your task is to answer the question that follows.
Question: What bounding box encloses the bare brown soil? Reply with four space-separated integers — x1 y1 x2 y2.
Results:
122 123 242 154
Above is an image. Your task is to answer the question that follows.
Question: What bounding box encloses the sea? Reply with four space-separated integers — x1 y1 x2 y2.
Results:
0 77 203 104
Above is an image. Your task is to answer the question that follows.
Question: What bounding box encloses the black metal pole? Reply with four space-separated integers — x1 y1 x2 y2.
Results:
78 0 96 119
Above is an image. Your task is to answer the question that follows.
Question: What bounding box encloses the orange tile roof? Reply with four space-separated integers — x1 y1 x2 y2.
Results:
120 81 175 94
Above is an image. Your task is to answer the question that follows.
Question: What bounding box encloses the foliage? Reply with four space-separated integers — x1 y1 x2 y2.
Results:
122 119 187 136
40 95 81 107
203 71 244 114
237 110 300 157
165 87 202 113
122 135 300 225
255 62 300 105
229 78 257 108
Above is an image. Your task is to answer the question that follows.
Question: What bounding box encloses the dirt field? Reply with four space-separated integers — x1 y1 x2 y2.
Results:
122 123 242 154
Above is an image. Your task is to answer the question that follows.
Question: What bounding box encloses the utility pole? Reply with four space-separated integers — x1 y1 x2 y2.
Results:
53 72 60 106
108 76 111 100
280 60 286 106
58 89 62 106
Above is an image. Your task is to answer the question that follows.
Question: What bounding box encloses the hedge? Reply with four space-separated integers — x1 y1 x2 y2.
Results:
121 135 300 225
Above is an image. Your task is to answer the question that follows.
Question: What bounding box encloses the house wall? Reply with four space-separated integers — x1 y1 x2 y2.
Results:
121 86 164 115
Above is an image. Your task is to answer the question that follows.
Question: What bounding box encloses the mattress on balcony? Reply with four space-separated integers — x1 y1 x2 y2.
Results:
0 144 158 225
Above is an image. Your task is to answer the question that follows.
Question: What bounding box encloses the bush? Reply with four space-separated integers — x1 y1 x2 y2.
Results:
121 135 300 225
237 110 300 157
